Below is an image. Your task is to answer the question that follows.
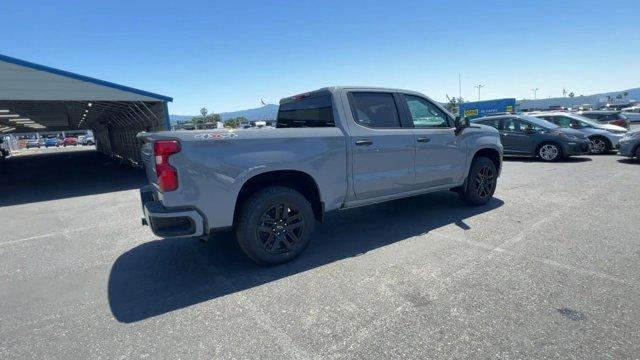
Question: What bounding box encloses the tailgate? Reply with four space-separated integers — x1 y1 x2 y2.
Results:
137 132 159 185
140 141 157 184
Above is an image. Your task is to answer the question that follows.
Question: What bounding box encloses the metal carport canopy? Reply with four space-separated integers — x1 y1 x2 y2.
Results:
0 53 172 163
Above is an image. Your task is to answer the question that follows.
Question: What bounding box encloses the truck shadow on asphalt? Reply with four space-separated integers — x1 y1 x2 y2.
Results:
0 150 147 207
108 191 503 323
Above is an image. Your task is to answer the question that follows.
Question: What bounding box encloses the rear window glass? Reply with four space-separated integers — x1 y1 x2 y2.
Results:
478 118 501 129
349 92 401 128
581 113 599 119
276 95 334 128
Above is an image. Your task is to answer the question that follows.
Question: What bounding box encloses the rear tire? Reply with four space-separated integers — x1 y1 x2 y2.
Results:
537 142 562 162
235 186 315 265
459 156 497 206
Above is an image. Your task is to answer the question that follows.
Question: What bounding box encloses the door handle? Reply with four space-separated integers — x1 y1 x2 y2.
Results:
355 139 373 146
416 137 431 143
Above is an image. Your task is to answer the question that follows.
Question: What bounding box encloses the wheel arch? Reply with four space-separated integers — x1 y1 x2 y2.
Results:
588 135 612 149
471 147 501 174
234 170 323 224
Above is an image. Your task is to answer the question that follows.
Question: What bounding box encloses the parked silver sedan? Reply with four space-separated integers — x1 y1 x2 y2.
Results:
531 112 627 154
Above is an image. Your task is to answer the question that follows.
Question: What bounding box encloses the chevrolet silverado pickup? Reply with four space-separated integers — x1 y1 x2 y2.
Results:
138 87 503 264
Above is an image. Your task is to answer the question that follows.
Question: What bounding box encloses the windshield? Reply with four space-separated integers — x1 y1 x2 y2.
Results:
519 115 559 129
565 113 601 126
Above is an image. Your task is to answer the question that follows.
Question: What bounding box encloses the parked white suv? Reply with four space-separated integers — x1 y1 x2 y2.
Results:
532 112 627 154
78 135 95 145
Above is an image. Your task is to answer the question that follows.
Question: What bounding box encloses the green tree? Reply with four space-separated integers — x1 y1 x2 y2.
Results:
446 95 464 114
225 116 248 129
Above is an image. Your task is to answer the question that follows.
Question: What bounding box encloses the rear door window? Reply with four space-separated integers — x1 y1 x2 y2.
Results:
276 95 334 128
552 116 572 127
349 92 401 128
503 118 527 133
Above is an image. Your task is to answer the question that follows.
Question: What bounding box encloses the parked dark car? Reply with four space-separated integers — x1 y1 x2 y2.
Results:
618 130 640 159
472 115 590 161
578 110 630 129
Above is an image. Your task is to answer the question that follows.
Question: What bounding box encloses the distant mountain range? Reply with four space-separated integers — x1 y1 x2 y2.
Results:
170 87 640 124
516 87 639 110
170 104 278 124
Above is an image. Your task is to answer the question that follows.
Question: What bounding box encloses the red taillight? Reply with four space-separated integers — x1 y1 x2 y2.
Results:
154 140 181 192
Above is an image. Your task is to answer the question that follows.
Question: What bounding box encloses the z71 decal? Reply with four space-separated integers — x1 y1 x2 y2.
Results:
194 132 238 140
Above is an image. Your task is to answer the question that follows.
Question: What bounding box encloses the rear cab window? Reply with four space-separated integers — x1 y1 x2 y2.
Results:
276 94 334 128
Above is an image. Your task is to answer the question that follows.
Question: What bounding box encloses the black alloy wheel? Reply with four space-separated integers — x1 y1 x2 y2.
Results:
256 202 305 254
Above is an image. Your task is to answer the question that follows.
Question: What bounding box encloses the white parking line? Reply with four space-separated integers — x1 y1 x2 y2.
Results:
430 230 631 286
0 233 56 246
0 225 103 247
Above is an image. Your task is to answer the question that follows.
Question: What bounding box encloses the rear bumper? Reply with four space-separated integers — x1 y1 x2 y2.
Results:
618 138 639 157
561 140 591 156
140 186 205 238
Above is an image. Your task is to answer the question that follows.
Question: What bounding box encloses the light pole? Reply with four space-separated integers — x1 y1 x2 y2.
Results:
474 84 484 101
531 88 539 110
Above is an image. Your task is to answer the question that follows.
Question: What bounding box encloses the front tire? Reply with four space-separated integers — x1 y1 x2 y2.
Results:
537 142 562 162
589 136 610 154
235 186 315 265
459 156 497 206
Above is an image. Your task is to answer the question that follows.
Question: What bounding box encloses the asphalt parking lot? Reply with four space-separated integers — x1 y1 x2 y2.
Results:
1 140 639 359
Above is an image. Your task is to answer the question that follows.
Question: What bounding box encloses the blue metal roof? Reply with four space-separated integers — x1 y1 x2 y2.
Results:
0 53 173 102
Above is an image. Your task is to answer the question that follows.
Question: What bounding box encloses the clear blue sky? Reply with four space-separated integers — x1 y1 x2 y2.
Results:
2 0 639 114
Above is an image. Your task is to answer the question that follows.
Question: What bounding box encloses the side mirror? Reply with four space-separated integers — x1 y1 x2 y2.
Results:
454 116 469 133
569 122 580 129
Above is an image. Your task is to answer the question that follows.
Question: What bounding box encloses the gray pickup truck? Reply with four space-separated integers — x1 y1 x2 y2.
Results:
138 87 503 264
